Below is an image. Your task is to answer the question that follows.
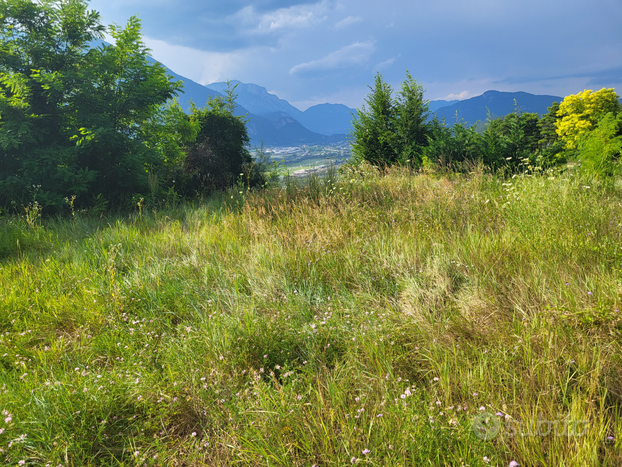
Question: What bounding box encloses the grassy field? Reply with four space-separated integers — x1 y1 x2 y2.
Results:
1 164 621 466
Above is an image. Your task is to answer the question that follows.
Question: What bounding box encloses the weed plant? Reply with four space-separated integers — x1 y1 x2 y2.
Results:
0 165 621 466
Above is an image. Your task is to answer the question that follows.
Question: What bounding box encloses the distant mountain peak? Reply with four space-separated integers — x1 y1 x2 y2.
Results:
206 81 304 120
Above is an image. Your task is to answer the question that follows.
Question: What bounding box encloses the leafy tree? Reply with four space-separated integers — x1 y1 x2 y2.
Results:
0 0 181 210
577 112 622 179
141 99 200 201
0 0 104 208
181 83 254 194
555 88 620 149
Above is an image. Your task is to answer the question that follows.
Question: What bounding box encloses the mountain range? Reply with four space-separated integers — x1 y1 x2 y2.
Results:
434 90 562 125
154 54 563 146
148 62 345 146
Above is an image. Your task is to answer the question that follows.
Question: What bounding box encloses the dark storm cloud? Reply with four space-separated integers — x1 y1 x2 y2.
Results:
88 0 622 108
90 0 327 50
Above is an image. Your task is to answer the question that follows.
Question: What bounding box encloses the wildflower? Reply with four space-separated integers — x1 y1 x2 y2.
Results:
191 432 196 437
433 377 439 381
508 462 520 467
134 451 140 456
350 457 357 464
19 461 25 466
483 457 490 464
362 449 370 455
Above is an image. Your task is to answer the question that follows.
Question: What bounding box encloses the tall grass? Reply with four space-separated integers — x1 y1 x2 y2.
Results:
0 165 621 466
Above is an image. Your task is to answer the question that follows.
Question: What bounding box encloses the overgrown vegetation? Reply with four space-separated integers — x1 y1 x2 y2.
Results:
0 0 270 214
1 165 621 466
349 74 621 177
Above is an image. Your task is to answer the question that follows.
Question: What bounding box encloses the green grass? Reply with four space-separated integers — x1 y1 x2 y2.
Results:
1 165 621 466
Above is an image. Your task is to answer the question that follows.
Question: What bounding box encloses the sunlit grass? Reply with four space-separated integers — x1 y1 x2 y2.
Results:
1 165 621 466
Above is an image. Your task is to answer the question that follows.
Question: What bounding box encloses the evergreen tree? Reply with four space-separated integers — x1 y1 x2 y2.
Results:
349 73 397 165
349 71 432 167
394 71 431 164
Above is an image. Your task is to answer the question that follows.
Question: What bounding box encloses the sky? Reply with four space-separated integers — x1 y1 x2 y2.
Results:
88 0 622 110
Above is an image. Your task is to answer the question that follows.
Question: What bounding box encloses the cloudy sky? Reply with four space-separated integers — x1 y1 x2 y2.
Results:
88 0 622 110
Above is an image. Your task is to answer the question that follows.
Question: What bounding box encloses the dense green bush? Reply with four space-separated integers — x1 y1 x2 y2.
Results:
181 93 254 194
0 1 270 215
578 112 622 179
0 0 181 211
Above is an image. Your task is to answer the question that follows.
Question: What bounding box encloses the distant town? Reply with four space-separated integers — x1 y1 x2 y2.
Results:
254 141 353 176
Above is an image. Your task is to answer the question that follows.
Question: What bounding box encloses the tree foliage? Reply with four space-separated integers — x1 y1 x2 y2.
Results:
0 0 181 210
578 112 622 179
424 121 480 167
482 109 540 168
349 71 431 166
555 88 620 149
182 98 252 193
394 71 431 162
179 82 270 195
349 73 396 165
349 73 622 179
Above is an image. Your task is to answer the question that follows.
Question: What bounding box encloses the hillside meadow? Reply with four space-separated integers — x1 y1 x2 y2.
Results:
0 165 621 466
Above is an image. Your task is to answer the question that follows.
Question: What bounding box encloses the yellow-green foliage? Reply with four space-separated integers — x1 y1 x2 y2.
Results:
555 88 620 149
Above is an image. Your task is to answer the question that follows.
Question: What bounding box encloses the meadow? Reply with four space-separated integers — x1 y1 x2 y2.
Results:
0 164 621 466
